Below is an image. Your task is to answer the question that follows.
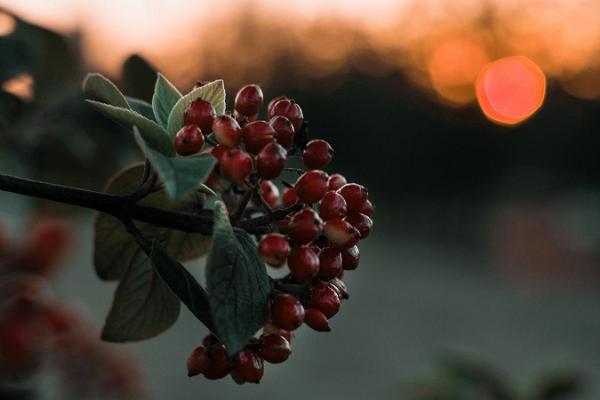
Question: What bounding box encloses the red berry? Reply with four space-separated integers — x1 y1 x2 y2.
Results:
203 345 230 380
212 115 241 148
337 183 368 214
323 219 360 248
202 333 220 347
271 294 304 331
281 188 298 207
360 199 374 217
287 245 320 282
303 139 333 169
184 99 216 134
341 245 360 270
317 247 342 280
232 349 264 384
256 142 287 179
328 174 347 191
269 116 295 149
242 121 275 154
219 148 253 183
210 144 228 162
329 278 350 299
270 99 304 132
267 96 288 119
258 334 291 364
187 345 210 377
304 308 331 332
294 170 329 204
258 233 290 268
288 208 322 245
262 322 293 343
344 213 373 238
175 124 205 156
20 219 69 276
310 282 341 318
234 84 263 116
319 191 347 220
259 180 279 208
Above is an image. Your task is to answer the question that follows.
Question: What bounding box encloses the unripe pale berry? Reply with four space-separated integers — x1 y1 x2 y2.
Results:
344 213 373 238
184 99 216 134
175 124 205 156
267 96 288 119
310 282 341 318
328 174 347 191
317 247 343 280
337 183 368 214
258 334 291 364
269 115 295 149
234 84 263 116
287 245 320 282
270 99 304 132
360 199 374 217
258 233 290 268
271 294 304 331
203 345 230 380
319 191 347 220
302 139 333 169
212 115 241 148
256 142 287 179
281 188 298 207
219 148 253 183
294 170 329 204
242 121 275 154
187 345 210 377
259 180 279 208
323 219 360 248
232 349 264 384
288 208 322 245
341 245 360 270
304 308 331 332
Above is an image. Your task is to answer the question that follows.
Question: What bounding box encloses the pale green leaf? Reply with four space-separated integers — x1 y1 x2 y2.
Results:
82 73 129 108
152 73 182 128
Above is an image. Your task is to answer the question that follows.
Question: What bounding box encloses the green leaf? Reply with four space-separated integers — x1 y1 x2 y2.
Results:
86 100 174 156
152 73 182 128
147 240 215 332
206 201 271 356
126 96 156 121
166 79 225 137
134 128 216 199
94 164 212 281
82 73 129 108
101 249 181 342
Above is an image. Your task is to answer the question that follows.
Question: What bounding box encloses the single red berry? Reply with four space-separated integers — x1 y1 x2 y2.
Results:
271 294 304 331
269 115 295 149
317 247 343 280
267 96 288 119
329 278 350 299
328 174 347 191
242 121 275 154
344 213 373 238
256 142 287 179
219 148 253 183
287 245 320 282
210 144 228 162
232 349 264 384
319 191 347 220
302 139 333 169
230 369 246 385
294 170 329 204
234 84 264 116
212 115 241 148
20 219 69 276
304 308 331 332
258 233 290 268
281 187 298 207
259 180 279 208
270 99 304 132
288 208 322 245
175 124 205 156
310 282 341 318
323 219 360 248
337 183 368 214
184 99 216 134
258 334 291 364
203 345 230 380
360 199 374 217
341 245 360 270
187 345 210 377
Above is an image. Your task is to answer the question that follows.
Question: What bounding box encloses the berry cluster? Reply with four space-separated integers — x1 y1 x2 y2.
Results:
178 84 374 384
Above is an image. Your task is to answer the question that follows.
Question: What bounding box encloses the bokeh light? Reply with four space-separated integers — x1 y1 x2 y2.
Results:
0 11 15 36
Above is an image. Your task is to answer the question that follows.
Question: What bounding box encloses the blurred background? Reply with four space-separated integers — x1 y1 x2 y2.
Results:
1 0 600 399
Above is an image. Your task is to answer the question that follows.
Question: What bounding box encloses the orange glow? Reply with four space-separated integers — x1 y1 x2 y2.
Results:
2 73 35 102
0 11 15 36
476 56 546 126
